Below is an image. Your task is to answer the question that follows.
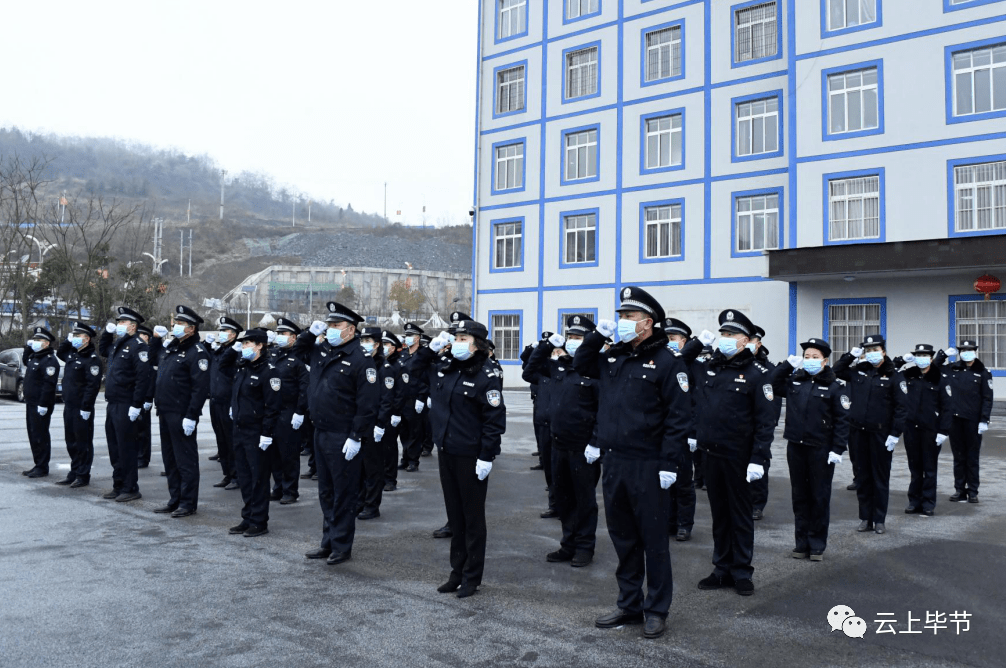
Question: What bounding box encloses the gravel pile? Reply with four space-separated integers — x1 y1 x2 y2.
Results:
267 232 471 274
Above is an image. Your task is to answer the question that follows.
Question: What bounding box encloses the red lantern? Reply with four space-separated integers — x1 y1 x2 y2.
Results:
974 274 1001 301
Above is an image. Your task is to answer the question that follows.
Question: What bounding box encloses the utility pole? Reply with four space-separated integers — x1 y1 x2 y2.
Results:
188 229 193 277
384 182 387 220
220 169 227 220
292 201 296 228
187 199 191 226
180 230 184 276
308 199 311 223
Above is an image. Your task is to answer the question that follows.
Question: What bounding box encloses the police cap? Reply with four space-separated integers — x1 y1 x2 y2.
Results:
912 343 936 356
359 326 382 341
616 286 665 328
662 317 692 338
403 322 425 335
325 302 363 325
32 326 55 342
218 316 242 332
718 309 754 337
136 323 153 338
382 330 402 347
453 319 489 340
116 306 145 324
275 317 301 335
958 339 978 351
800 338 832 358
72 322 97 338
566 314 596 336
860 333 886 348
237 328 269 345
173 305 204 326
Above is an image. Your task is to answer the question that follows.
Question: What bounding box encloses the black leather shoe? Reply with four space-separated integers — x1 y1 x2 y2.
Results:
905 506 921 514
792 548 809 559
305 547 331 559
968 495 979 504
734 579 755 596
810 552 824 561
547 549 574 563
311 473 318 481
643 614 667 639
921 509 935 516
171 508 196 518
22 468 36 476
540 508 559 519
224 480 240 490
279 495 298 505
752 508 764 521
115 491 142 503
595 609 644 628
358 508 380 520
406 463 419 473
69 478 89 488
698 572 733 590
137 461 149 469
874 523 886 534
571 551 593 568
847 482 859 491
300 470 316 479
160 471 168 476
153 505 178 514
420 449 432 457
531 451 539 457
209 454 220 461
857 520 874 532
383 482 397 492
27 469 49 479
397 462 409 470
243 525 269 537
213 477 231 488
326 551 351 565
949 491 965 502
300 448 310 456
102 490 120 500
55 476 75 486
675 529 691 542
530 464 543 471
456 584 478 599
229 522 250 535
432 524 453 539
437 577 462 593
269 490 282 501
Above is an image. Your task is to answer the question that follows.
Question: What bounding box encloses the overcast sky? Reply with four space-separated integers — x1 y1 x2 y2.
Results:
1 1 478 226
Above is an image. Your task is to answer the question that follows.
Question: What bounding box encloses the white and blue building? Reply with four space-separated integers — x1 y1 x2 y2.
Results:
470 0 1006 391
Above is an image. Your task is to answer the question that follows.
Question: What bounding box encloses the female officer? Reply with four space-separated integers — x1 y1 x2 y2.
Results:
419 320 505 598
229 328 282 538
772 339 850 561
894 345 947 516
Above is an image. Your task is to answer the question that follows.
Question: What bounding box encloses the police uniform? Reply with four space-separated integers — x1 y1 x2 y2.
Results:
229 329 284 536
207 317 241 487
98 307 154 500
832 335 908 533
301 302 380 564
420 333 436 457
268 318 309 503
573 287 691 635
22 327 60 478
682 309 778 595
154 306 212 516
135 324 158 469
527 330 557 516
771 339 850 558
54 323 104 487
523 315 600 564
897 344 948 514
352 326 391 519
939 340 994 503
664 317 697 541
749 325 778 521
380 331 408 492
398 322 432 471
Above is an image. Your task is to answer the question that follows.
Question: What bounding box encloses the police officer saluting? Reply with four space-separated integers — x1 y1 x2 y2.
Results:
380 331 407 493
54 323 104 487
360 327 404 519
268 318 309 505
573 287 691 639
22 327 60 479
98 307 153 502
895 344 948 515
398 322 430 473
939 340 993 504
134 323 159 470
747 325 777 522
208 317 242 490
664 317 697 542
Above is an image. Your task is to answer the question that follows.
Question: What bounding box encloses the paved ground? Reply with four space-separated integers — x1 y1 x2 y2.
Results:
0 393 1003 667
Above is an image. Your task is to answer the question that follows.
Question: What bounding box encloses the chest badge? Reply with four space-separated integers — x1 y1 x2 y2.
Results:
841 395 851 410
707 370 716 376
900 380 908 394
946 385 952 397
402 373 410 384
486 389 501 407
90 365 100 376
608 357 616 363
198 359 209 371
46 366 56 376
138 351 148 363
676 372 689 393
270 378 282 391
762 384 774 401
366 368 377 383
385 377 395 389
990 379 995 389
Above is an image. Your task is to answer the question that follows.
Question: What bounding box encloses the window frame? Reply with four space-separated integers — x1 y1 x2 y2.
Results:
489 216 525 274
639 19 686 88
948 294 1006 374
731 0 783 69
822 298 887 364
488 310 523 364
946 153 1006 238
557 308 600 335
822 168 886 246
558 207 600 269
563 0 601 24
638 197 686 265
945 36 1006 125
731 90 784 162
490 138 527 195
560 123 601 187
492 60 528 120
639 109 686 176
561 41 602 104
821 60 885 141
944 0 1006 12
820 0 882 38
494 0 529 44
731 187 784 257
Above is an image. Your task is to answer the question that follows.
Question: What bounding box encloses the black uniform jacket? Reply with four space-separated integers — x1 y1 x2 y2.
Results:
939 358 994 429
22 346 60 408
155 335 212 421
230 353 283 438
893 351 947 431
771 363 849 454
56 341 104 411
210 343 240 406
522 341 597 449
833 354 908 437
376 350 407 429
573 331 691 472
299 334 379 441
424 351 505 461
98 331 152 407
401 345 435 406
520 344 538 402
143 339 162 405
269 346 309 415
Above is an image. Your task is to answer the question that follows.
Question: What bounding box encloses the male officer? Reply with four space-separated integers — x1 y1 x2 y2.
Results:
573 287 691 640
398 322 430 472
939 340 993 504
22 327 60 478
381 331 407 493
153 306 211 517
268 318 309 504
209 317 242 489
54 323 104 487
664 317 697 541
896 344 948 515
363 328 405 516
98 307 153 502
747 325 778 521
301 302 380 565
832 334 908 533
419 333 436 457
529 330 557 518
685 310 778 596
134 323 159 470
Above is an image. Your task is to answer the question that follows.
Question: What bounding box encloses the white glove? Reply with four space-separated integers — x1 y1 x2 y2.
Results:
212 342 220 351
427 397 432 409
162 338 170 348
204 332 217 344
80 410 91 421
233 342 243 352
978 422 989 435
67 332 74 342
267 330 276 345
37 406 48 416
745 463 764 483
430 334 449 353
390 415 401 427
698 330 716 346
596 319 617 339
128 406 141 421
530 341 538 348
658 471 677 489
291 413 304 430
182 418 197 436
153 325 169 338
827 451 843 465
787 355 802 368
229 407 233 419
309 321 326 336
850 347 864 358
105 323 117 334
936 433 948 446
475 459 492 481
885 435 898 451
548 333 565 348
25 339 32 347
143 402 152 411
415 399 425 414
584 445 600 464
374 426 385 442
688 438 697 452
946 347 958 357
903 353 915 363
259 435 272 451
342 438 361 461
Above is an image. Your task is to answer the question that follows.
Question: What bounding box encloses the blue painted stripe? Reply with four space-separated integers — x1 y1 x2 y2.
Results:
702 0 712 280
614 0 625 311
471 0 484 312
788 281 798 355
710 69 788 90
537 0 551 343
798 131 1006 164
786 0 797 250
477 275 773 295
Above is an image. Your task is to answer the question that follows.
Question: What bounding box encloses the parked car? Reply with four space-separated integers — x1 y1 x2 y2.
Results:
0 347 65 402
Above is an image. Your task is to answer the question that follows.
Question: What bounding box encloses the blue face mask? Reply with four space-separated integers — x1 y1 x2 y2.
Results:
71 336 85 350
803 358 824 375
667 340 680 351
617 319 639 343
915 356 931 369
961 351 976 362
565 339 582 356
115 324 128 337
172 324 186 338
361 341 375 355
326 327 345 346
451 341 472 360
865 351 884 365
29 340 44 353
241 346 256 360
404 336 416 347
275 334 290 348
718 337 738 356
746 342 758 354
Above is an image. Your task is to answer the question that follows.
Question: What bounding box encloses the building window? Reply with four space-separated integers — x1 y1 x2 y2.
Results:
826 0 878 32
493 220 523 270
827 66 880 136
643 203 683 259
734 2 778 64
828 174 881 242
955 299 1006 369
827 302 883 363
495 142 524 192
498 0 527 41
566 0 599 21
563 212 597 265
644 114 683 171
954 158 1006 233
497 65 525 115
946 0 1006 12
491 313 521 361
564 127 598 183
736 96 779 157
735 193 780 253
566 45 599 100
951 43 1006 118
644 24 682 83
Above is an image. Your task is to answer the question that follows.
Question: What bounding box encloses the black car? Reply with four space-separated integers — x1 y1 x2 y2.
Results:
0 347 64 402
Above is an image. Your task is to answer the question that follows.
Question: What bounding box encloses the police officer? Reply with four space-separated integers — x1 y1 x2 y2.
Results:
134 323 160 470
301 302 379 565
832 334 908 534
228 329 283 537
98 307 153 502
664 317 697 541
380 331 407 493
360 327 404 518
268 318 309 505
747 325 777 521
772 339 850 560
54 323 104 488
398 322 430 472
420 333 436 458
22 327 60 479
208 317 242 489
152 305 211 518
530 330 559 518
896 344 948 515
684 309 777 597
523 315 600 567
573 287 691 639
939 340 993 504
